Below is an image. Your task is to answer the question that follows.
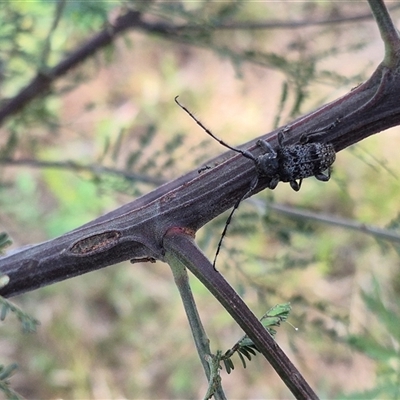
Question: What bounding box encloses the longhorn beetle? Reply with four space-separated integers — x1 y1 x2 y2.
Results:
175 96 336 268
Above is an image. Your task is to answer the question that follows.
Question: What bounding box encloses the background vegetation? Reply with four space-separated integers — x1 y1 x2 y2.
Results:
1 1 400 398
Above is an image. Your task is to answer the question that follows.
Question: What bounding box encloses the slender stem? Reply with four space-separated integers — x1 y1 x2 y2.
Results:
39 0 66 69
163 227 319 400
0 158 164 186
368 0 400 67
265 201 400 244
165 250 227 400
176 4 400 31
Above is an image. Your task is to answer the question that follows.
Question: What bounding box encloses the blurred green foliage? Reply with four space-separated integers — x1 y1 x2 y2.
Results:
337 278 400 399
0 0 400 399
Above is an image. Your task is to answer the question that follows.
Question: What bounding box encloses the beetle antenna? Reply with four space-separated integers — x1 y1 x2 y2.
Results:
175 96 256 162
212 176 258 269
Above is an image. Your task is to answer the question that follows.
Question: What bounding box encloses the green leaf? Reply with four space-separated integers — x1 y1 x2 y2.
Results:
0 232 12 254
237 351 247 369
0 363 18 380
221 303 292 373
346 334 396 362
0 293 40 333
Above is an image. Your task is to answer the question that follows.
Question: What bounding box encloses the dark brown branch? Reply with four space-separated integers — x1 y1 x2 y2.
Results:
1 60 400 298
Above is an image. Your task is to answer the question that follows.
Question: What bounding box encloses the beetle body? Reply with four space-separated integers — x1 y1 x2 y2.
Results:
255 132 336 191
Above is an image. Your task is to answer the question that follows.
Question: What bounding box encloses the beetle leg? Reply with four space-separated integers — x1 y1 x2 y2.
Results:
289 179 302 191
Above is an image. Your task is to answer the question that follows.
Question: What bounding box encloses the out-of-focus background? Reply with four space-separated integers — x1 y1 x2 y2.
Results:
1 2 400 399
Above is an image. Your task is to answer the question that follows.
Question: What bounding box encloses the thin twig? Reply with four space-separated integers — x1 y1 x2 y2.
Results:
0 158 165 186
166 250 227 400
263 201 400 244
177 4 400 31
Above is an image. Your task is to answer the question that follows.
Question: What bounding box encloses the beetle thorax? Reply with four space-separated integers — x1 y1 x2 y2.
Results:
256 153 279 179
